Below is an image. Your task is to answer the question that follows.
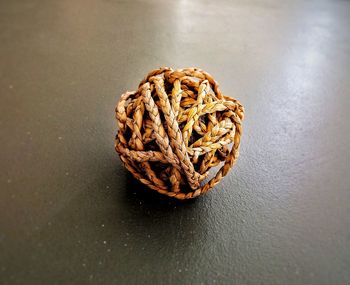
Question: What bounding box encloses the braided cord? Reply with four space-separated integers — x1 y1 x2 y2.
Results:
115 67 244 199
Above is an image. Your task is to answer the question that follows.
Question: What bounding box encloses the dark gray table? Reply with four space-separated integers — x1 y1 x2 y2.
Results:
1 0 350 284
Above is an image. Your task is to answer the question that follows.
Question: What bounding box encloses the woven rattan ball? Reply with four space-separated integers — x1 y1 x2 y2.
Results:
115 67 244 199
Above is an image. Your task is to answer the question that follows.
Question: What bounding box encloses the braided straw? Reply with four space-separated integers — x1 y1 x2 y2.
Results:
115 67 244 199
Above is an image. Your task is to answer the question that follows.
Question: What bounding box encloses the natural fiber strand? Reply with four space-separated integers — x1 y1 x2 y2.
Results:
115 67 244 199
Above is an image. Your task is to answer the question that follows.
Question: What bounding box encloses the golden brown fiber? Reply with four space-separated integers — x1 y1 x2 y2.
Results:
115 67 244 199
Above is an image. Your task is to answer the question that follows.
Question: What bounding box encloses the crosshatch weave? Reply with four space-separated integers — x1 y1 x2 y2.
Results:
115 67 244 199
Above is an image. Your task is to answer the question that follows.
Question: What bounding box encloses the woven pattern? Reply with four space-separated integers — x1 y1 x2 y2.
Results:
115 67 244 199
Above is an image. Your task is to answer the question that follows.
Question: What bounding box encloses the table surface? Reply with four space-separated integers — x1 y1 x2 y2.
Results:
1 0 350 284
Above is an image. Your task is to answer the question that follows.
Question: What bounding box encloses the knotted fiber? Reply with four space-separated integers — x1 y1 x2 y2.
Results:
115 67 244 199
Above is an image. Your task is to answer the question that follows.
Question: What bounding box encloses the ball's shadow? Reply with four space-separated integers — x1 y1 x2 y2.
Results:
111 162 209 236
124 172 196 205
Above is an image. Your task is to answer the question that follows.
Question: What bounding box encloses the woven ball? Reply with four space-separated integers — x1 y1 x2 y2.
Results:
115 67 244 199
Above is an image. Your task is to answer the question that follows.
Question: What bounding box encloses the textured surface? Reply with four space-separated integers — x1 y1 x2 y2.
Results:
115 67 244 198
1 0 350 284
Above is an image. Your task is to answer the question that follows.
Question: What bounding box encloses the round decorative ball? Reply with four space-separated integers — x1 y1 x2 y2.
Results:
115 67 244 199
